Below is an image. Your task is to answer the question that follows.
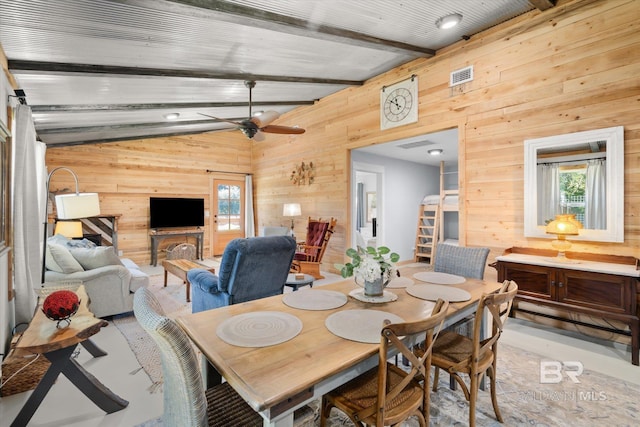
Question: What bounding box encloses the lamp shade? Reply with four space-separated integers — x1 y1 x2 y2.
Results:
54 221 83 238
546 214 580 236
55 193 101 219
283 203 301 217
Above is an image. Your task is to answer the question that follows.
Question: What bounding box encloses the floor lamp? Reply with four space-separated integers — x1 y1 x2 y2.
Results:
42 167 100 283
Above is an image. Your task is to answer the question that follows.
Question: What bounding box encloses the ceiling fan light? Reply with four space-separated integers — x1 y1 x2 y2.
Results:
428 149 444 156
436 13 462 30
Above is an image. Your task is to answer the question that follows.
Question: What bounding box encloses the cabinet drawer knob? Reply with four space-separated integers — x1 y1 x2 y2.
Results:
558 282 564 288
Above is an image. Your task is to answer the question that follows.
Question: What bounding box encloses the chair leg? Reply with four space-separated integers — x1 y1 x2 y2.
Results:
320 397 331 427
469 372 479 427
488 365 504 422
432 367 440 392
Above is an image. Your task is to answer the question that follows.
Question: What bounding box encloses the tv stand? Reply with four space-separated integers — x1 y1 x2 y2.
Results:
149 229 204 266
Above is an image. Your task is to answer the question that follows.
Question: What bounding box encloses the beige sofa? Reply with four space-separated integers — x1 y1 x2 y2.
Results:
44 235 149 317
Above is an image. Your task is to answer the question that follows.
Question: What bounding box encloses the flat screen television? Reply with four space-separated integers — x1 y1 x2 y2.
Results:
149 197 205 229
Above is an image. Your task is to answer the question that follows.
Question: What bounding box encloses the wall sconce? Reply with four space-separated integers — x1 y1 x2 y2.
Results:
290 161 315 185
545 214 580 261
42 167 101 282
54 221 83 238
283 203 301 239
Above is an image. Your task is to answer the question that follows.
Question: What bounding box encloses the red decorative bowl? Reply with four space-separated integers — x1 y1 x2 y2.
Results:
42 290 80 328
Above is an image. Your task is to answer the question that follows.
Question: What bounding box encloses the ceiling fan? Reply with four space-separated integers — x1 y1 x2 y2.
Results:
199 80 305 141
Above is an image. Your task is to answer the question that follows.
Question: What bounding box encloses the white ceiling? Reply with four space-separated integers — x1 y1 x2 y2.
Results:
356 128 458 166
0 0 554 146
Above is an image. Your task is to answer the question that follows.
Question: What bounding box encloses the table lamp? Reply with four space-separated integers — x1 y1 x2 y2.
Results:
54 221 83 238
546 214 580 261
283 203 301 238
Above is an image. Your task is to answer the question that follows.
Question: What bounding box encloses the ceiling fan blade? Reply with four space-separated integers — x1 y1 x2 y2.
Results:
250 110 280 128
252 131 266 142
198 112 243 127
260 125 306 135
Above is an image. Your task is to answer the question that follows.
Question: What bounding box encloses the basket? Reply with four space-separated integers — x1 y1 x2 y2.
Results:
0 334 50 396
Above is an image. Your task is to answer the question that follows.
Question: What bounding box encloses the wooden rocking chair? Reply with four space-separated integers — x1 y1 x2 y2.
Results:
290 217 337 279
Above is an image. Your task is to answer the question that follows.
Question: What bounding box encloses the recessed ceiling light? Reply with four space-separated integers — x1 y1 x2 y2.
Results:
436 13 462 30
163 113 180 120
428 149 444 156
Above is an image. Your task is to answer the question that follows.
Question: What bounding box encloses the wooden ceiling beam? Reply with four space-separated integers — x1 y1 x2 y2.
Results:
8 60 363 86
528 0 556 11
36 118 241 135
151 0 435 56
30 100 315 112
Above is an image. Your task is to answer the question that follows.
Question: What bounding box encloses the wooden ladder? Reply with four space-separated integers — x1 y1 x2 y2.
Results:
414 204 439 264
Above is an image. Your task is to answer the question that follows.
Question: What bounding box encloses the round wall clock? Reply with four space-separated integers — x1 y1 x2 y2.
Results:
380 76 418 130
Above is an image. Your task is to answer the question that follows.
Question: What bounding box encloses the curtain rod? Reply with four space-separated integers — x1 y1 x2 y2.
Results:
206 169 252 175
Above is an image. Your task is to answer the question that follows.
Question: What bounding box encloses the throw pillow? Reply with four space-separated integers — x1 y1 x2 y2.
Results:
48 243 85 274
69 246 124 270
45 244 64 273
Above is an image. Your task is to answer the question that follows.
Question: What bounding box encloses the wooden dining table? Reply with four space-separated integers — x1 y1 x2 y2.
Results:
177 264 503 427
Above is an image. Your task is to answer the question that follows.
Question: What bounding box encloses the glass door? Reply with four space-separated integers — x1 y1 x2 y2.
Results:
211 178 245 255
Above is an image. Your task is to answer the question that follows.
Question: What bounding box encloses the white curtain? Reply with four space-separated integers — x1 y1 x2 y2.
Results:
585 159 606 229
537 163 560 225
244 175 255 237
13 105 47 324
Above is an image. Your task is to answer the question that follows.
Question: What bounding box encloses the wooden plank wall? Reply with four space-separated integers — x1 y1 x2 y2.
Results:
46 0 640 269
46 134 252 264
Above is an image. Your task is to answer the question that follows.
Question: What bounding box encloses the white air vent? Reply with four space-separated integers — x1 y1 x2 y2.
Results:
450 65 474 87
397 140 434 149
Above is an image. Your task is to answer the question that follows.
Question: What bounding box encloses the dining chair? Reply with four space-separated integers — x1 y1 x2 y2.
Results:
133 287 264 427
433 243 490 279
433 243 490 357
428 280 518 427
320 299 449 427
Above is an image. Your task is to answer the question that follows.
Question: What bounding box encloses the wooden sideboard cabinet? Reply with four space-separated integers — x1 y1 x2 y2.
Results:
493 247 640 365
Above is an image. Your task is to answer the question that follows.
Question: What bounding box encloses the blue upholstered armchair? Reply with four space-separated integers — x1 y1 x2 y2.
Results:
188 235 296 313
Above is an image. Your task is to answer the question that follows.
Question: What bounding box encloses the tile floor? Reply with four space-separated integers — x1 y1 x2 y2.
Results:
1 269 639 426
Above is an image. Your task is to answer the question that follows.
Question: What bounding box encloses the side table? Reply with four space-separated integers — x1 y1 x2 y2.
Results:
285 273 314 291
10 286 128 427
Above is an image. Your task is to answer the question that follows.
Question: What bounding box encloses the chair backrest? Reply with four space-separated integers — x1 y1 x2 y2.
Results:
133 288 207 427
302 217 337 262
434 243 490 279
218 235 296 304
367 299 449 425
470 280 518 362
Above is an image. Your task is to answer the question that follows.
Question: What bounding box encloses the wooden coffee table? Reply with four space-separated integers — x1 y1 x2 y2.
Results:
162 259 215 302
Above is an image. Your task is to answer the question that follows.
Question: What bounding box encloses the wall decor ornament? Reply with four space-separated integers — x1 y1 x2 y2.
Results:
290 161 315 185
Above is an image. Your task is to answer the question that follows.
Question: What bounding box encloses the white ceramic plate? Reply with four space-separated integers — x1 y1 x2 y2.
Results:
325 309 405 343
386 276 414 288
282 289 348 310
406 284 471 302
349 289 398 303
413 271 466 285
216 311 303 347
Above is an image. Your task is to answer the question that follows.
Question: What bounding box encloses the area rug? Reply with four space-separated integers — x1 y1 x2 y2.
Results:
112 260 214 392
120 269 640 425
